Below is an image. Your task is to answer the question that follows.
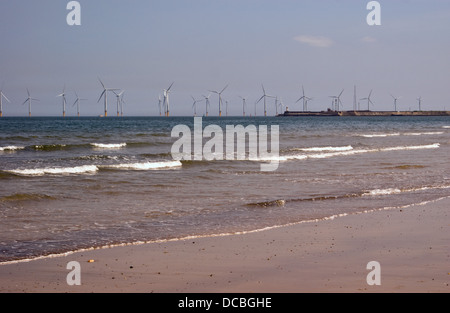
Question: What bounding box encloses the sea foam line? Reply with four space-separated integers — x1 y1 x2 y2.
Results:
293 145 353 152
100 160 182 170
0 145 25 152
284 143 440 162
91 143 127 149
6 161 183 176
6 165 99 176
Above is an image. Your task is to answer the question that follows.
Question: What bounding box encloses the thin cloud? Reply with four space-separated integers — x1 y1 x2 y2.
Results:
293 35 334 48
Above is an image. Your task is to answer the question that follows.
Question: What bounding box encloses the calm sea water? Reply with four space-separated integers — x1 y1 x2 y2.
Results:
1 116 449 262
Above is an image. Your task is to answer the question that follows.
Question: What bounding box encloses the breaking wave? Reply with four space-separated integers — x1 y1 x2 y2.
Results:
90 143 127 149
0 146 25 152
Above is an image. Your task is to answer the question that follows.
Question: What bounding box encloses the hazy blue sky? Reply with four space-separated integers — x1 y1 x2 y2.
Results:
1 0 450 116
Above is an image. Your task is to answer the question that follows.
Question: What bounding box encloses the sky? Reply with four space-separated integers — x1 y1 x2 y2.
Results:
0 0 450 116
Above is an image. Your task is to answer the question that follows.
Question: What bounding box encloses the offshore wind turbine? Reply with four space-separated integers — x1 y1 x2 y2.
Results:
73 92 87 117
238 96 247 117
278 98 285 114
417 96 423 111
209 84 228 117
119 92 126 116
256 84 274 116
360 89 374 111
296 85 311 112
0 87 10 117
329 89 344 111
163 82 174 117
390 94 401 111
191 96 203 116
113 90 125 117
22 89 39 117
97 78 119 117
202 94 211 117
158 95 162 116
56 85 67 117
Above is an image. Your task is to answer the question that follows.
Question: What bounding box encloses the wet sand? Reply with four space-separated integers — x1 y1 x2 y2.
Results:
0 197 449 293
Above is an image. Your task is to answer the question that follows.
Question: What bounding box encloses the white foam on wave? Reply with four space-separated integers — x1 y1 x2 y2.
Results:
0 146 25 152
442 126 450 129
283 143 440 162
364 188 402 196
404 132 444 136
294 145 353 152
91 143 127 149
101 160 182 170
8 165 99 176
359 133 401 138
364 184 450 197
380 143 440 151
360 132 444 138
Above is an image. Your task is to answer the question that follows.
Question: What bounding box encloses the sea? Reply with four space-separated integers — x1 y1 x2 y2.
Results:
1 116 449 263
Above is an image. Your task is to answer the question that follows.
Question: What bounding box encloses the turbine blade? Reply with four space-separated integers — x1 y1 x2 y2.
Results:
97 90 106 103
221 84 229 94
98 78 105 89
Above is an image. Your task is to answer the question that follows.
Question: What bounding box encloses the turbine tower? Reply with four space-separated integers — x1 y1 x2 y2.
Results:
97 78 119 117
203 94 211 117
56 85 67 117
329 89 344 111
209 84 228 117
239 96 247 117
360 90 374 111
390 94 401 111
73 92 87 117
22 89 39 117
163 82 174 117
256 84 274 116
0 87 10 118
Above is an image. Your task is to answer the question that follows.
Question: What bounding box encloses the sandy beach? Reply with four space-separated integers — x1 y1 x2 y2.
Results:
0 196 448 293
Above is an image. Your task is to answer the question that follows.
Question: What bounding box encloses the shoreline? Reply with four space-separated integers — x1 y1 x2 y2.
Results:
0 196 449 293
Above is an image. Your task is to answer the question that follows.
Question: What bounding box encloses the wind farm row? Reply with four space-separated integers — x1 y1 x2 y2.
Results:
0 80 439 117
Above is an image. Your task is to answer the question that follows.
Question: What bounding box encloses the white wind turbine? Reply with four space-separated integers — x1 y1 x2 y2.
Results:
417 96 423 111
238 96 247 117
390 94 401 111
56 85 67 117
0 86 10 118
203 94 211 117
73 92 87 117
278 97 285 114
296 85 312 112
22 89 39 117
158 95 162 116
113 90 125 117
163 82 174 117
209 84 228 117
329 89 344 111
360 90 374 111
191 96 203 116
119 92 126 116
256 84 274 116
97 78 119 117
